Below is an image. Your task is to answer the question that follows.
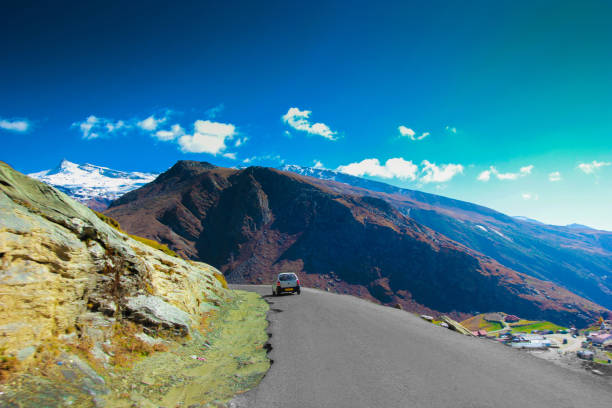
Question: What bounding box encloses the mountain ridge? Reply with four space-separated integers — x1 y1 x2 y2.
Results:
282 164 612 310
105 161 610 326
282 165 609 231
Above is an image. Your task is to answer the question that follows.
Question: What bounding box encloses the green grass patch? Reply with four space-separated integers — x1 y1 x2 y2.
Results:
510 321 568 334
461 314 504 332
508 319 538 327
104 290 270 407
581 325 601 334
480 320 503 332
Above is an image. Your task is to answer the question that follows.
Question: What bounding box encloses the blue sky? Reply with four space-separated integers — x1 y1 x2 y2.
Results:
2 0 612 229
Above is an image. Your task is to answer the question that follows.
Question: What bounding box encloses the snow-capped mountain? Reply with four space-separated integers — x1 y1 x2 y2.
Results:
280 164 410 194
29 159 159 210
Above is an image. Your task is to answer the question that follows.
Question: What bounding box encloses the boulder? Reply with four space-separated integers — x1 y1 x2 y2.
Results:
125 295 191 334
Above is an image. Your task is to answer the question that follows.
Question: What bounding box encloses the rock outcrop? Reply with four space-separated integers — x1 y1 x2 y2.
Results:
0 161 227 365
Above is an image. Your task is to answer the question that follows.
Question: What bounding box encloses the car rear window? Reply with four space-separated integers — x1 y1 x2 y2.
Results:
279 274 296 281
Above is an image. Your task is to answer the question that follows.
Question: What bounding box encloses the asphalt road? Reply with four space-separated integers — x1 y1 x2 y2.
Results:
231 285 612 408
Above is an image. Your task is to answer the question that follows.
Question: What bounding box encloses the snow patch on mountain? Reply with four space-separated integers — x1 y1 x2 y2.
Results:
282 164 341 180
29 159 158 210
474 224 488 232
491 228 511 241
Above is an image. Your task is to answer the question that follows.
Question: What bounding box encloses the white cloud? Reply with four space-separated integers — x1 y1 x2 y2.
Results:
76 115 98 139
398 126 415 137
178 120 236 155
549 171 562 182
398 125 428 141
477 169 491 181
75 113 175 140
522 193 539 200
578 160 611 174
337 158 419 180
234 136 248 147
420 160 464 183
476 165 534 181
445 126 457 134
495 171 520 180
137 115 166 131
242 154 284 164
72 115 128 139
74 112 247 158
205 104 224 119
0 118 30 132
337 158 463 183
313 160 324 169
385 158 420 180
282 107 337 140
105 120 125 133
155 124 184 141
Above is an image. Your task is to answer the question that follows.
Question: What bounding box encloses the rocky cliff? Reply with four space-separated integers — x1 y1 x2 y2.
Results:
0 161 227 378
106 161 610 327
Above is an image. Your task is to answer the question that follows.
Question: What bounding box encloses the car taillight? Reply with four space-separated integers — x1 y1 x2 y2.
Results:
276 281 281 286
296 279 300 285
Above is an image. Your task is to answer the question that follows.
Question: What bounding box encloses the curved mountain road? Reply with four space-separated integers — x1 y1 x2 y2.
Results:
231 285 611 408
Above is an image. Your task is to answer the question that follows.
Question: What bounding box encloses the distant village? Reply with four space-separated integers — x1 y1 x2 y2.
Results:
421 312 612 375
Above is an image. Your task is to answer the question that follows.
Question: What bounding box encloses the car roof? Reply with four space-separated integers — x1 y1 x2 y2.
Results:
278 272 297 276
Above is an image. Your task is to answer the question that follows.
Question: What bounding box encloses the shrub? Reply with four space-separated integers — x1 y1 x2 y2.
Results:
128 234 178 258
93 210 122 231
75 335 94 354
109 322 168 368
0 350 19 383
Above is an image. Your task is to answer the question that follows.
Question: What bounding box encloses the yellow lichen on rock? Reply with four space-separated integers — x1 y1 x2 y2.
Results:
0 161 228 369
0 198 98 358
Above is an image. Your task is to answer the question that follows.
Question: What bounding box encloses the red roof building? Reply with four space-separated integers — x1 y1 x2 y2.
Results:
504 315 520 323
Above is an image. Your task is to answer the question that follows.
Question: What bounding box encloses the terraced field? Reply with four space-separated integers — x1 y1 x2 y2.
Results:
460 314 504 332
509 321 568 333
